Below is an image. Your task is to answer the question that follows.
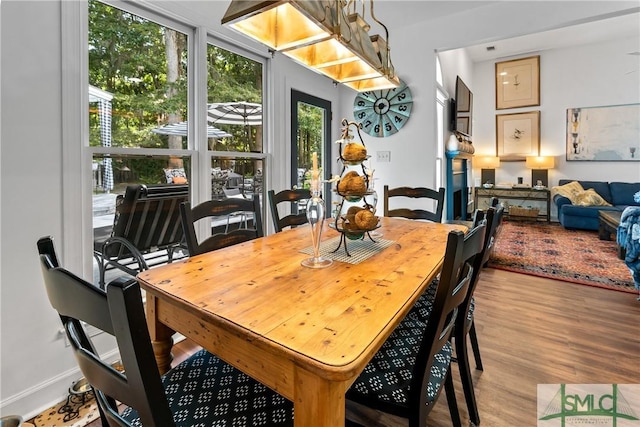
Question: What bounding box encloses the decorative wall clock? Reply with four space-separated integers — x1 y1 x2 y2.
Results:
352 79 413 138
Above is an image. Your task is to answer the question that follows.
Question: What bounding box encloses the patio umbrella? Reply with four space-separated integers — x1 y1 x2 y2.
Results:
207 102 262 152
207 101 262 126
152 121 232 139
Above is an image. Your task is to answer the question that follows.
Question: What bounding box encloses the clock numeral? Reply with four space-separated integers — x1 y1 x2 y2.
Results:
357 100 365 107
394 115 403 124
374 124 380 133
357 111 366 119
398 93 407 101
385 122 392 132
364 120 372 128
398 105 407 112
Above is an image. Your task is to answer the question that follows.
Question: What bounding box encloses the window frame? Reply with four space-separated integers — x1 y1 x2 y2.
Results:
62 0 270 279
204 34 269 216
435 54 448 192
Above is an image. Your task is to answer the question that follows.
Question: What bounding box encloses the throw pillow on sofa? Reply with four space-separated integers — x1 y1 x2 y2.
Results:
574 188 612 206
551 181 584 203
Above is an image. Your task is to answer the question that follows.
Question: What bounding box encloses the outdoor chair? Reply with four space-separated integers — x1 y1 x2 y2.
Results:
268 188 311 232
383 185 445 222
93 184 189 289
345 222 487 427
180 197 263 256
37 236 294 427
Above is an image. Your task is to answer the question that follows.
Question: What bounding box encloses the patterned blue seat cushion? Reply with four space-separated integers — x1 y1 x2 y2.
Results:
405 279 438 323
122 349 293 426
346 314 453 412
407 281 475 326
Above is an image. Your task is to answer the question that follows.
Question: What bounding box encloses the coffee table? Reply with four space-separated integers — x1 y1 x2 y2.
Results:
598 210 624 259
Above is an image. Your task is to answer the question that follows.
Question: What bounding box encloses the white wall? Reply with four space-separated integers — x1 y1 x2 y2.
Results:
1 0 638 418
471 36 640 188
1 1 75 417
336 1 640 202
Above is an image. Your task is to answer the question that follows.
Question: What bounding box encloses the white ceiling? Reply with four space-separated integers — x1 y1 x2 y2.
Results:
372 1 496 30
464 12 640 62
372 1 639 62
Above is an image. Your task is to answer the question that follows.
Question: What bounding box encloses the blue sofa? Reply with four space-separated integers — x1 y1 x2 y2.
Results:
553 179 640 231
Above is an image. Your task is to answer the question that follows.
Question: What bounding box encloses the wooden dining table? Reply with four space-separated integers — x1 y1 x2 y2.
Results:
138 216 466 427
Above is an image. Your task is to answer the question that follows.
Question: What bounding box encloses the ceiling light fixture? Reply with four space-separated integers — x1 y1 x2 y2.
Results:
221 1 334 51
221 0 399 91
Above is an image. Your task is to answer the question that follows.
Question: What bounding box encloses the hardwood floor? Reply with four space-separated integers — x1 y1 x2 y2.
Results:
87 268 640 426
427 268 640 426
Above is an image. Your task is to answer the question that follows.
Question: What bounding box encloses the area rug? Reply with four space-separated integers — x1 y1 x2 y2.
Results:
487 220 636 294
30 392 99 427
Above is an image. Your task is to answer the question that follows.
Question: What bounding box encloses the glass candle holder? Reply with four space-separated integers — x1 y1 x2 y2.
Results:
301 181 333 269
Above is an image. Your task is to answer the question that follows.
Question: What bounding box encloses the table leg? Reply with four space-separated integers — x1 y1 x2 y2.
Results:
294 366 346 427
598 221 612 240
145 293 175 374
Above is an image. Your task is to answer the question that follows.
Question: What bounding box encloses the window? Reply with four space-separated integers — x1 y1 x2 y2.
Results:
89 1 191 185
435 54 447 190
86 0 267 281
206 42 266 201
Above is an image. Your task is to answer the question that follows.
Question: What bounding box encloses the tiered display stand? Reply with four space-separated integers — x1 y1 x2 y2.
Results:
330 119 380 256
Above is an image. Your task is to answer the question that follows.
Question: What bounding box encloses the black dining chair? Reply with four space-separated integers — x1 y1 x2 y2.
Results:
267 188 310 232
452 206 503 426
37 236 294 427
484 198 504 265
405 205 504 426
345 222 487 427
383 185 446 222
180 197 263 256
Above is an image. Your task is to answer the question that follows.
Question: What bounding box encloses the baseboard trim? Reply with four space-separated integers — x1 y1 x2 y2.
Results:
0 348 120 420
1 333 185 419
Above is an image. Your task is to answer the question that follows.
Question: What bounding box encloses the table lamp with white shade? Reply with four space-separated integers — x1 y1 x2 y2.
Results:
526 156 555 188
476 156 501 186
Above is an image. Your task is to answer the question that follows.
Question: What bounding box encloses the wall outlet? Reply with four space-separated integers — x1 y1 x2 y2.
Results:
376 151 391 162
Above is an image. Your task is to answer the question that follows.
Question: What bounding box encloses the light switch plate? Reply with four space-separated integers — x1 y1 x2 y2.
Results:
377 151 391 162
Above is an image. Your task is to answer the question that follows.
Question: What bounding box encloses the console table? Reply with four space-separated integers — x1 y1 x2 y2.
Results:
475 187 551 223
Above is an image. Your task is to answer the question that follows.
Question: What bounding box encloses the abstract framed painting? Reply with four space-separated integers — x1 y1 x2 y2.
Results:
496 111 540 161
495 55 540 110
566 104 640 161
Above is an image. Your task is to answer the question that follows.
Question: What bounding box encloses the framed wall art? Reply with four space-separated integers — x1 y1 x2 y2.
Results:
496 111 540 161
456 117 470 136
566 104 640 161
495 55 540 110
